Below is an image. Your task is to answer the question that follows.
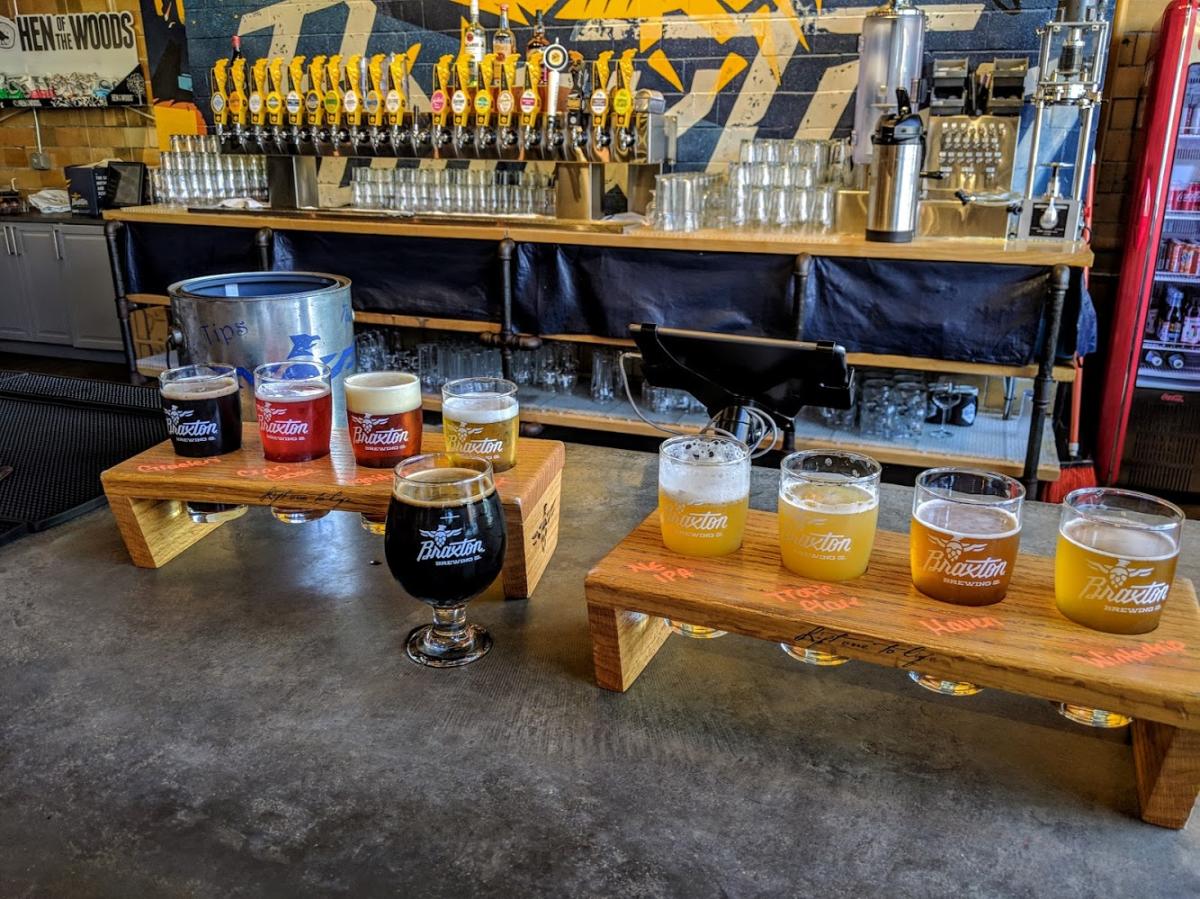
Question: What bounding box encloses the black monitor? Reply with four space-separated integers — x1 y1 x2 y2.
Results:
629 324 853 428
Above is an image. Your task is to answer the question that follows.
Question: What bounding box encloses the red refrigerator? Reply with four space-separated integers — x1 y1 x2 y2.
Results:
1098 0 1200 493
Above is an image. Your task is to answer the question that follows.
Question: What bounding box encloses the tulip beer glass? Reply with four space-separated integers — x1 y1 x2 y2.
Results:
442 377 519 472
384 454 507 668
254 360 333 523
908 468 1024 696
1053 487 1184 728
658 434 751 639
345 371 423 535
778 450 881 667
159 363 247 524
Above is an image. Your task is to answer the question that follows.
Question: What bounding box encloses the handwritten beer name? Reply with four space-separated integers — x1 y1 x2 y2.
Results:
792 625 934 669
919 616 1003 636
236 465 317 481
1072 639 1186 669
627 560 694 583
137 457 221 473
766 586 862 614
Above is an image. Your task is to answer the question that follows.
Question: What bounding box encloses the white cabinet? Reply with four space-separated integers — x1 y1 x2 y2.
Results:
60 225 122 351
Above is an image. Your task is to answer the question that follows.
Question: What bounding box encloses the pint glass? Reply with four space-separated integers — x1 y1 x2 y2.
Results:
254 360 333 524
254 360 333 463
345 371 423 467
658 434 750 639
346 370 424 535
908 468 1023 697
441 377 519 472
778 450 881 581
1055 488 1183 635
384 454 507 668
159 363 247 524
910 468 1024 606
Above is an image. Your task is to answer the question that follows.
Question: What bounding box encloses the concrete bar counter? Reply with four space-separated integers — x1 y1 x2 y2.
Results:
1 443 1198 895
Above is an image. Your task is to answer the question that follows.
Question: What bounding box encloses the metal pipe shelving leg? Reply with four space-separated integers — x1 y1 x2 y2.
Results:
1022 264 1069 496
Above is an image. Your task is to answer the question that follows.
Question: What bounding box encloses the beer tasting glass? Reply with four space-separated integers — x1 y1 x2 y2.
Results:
658 434 751 639
159 363 247 525
778 450 882 667
345 371 424 535
254 360 333 524
909 468 1024 696
441 377 520 473
1053 487 1184 728
384 454 507 668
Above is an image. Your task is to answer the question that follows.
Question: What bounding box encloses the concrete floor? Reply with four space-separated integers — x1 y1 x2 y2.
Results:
1 443 1198 897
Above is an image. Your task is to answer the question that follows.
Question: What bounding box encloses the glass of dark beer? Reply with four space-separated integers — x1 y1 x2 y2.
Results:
254 360 333 524
384 453 507 668
159 363 247 524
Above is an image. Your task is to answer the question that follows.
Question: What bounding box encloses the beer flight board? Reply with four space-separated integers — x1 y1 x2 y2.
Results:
101 424 565 599
586 509 1200 829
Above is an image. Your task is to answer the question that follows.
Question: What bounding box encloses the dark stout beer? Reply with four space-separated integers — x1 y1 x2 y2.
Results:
160 370 242 456
158 364 246 524
384 465 506 606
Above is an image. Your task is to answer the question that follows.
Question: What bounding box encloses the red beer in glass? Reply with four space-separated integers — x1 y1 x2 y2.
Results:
344 371 423 467
254 360 333 463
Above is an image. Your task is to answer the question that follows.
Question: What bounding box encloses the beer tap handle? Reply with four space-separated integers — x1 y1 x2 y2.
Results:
267 58 285 126
368 54 386 127
288 56 306 127
211 58 230 127
307 55 326 128
230 57 248 126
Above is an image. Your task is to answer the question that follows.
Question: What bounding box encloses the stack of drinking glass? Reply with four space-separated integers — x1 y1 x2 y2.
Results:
154 135 269 206
350 166 556 217
650 137 850 234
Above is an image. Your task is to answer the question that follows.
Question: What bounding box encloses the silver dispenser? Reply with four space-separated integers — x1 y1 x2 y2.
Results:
866 89 925 243
852 0 927 167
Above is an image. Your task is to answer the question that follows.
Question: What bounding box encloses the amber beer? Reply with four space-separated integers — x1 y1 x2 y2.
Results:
658 434 750 558
1054 487 1183 634
778 450 881 581
910 468 1024 606
442 377 519 473
344 371 423 467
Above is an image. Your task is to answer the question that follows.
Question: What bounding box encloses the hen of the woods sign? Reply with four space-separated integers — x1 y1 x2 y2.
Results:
0 11 146 107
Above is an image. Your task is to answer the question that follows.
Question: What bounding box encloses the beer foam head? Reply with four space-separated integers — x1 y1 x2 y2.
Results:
442 393 518 425
255 380 331 402
394 464 495 506
783 481 878 515
161 375 239 401
1061 516 1178 561
659 436 750 505
916 499 1020 539
345 371 422 414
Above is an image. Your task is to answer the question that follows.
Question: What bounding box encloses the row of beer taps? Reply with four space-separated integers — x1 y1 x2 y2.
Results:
208 47 658 162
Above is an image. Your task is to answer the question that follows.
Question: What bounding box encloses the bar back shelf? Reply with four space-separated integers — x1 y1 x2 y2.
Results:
102 424 564 599
585 509 1200 829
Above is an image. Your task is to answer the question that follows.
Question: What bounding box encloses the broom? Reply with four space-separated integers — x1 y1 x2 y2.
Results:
1043 353 1098 504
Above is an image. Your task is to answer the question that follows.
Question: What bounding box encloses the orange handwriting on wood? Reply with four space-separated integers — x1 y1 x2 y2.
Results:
765 586 863 614
1072 640 1187 670
919 616 1003 636
137 457 221 474
627 559 694 584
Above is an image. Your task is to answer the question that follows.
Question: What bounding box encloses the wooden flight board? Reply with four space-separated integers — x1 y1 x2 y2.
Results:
585 509 1200 829
101 424 565 599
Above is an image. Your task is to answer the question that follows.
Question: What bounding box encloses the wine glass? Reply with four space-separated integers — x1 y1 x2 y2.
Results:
384 454 507 668
928 383 960 439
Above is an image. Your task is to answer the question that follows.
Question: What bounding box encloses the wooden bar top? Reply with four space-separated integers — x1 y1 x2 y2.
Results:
105 205 1094 268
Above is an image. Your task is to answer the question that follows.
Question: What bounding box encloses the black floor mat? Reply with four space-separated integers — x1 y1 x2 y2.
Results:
0 370 165 533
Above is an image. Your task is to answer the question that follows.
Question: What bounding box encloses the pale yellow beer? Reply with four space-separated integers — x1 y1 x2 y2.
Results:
1054 488 1183 635
780 482 879 580
659 490 750 557
658 434 750 558
778 450 881 581
442 378 519 472
910 469 1024 606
